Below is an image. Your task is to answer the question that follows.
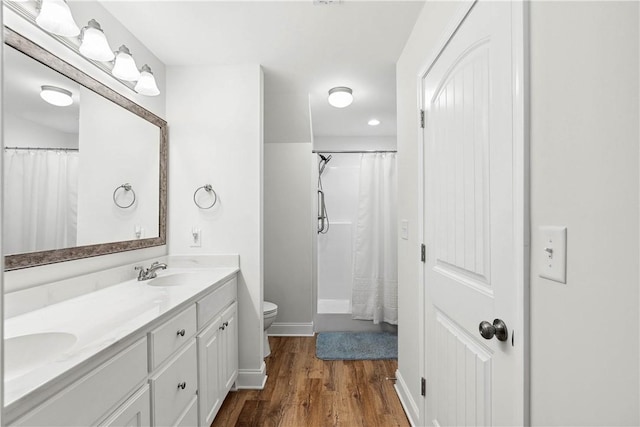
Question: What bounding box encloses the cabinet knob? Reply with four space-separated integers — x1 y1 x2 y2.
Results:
177 329 186 337
177 382 187 390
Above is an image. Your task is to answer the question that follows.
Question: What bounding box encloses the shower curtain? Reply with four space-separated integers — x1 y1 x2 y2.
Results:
352 153 398 324
4 149 79 254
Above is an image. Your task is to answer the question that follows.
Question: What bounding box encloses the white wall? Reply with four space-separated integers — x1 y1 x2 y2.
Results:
395 1 461 421
4 113 77 149
313 136 396 153
3 1 168 292
166 64 265 387
397 1 640 425
264 142 313 331
529 2 639 424
76 87 159 245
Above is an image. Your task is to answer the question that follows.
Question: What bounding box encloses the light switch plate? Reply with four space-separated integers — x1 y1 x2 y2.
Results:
190 227 202 247
401 220 409 240
539 226 567 283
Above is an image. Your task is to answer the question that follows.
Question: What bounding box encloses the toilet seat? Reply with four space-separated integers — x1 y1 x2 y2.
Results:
263 301 278 316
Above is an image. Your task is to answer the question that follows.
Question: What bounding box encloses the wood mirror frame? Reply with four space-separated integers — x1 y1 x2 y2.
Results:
3 28 167 271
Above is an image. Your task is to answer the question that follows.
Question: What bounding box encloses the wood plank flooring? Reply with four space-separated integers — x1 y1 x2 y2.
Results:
212 336 410 427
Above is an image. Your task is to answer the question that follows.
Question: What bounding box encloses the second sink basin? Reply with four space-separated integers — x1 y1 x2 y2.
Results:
5 332 77 381
147 272 214 287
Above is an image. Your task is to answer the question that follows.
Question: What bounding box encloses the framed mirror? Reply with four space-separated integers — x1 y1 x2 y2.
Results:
3 28 167 271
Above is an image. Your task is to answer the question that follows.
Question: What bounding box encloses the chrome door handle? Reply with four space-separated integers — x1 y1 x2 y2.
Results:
479 319 508 341
177 382 186 390
177 329 186 337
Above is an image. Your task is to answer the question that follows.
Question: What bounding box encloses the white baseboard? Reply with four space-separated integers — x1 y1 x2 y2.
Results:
268 322 314 336
394 369 419 427
235 362 267 390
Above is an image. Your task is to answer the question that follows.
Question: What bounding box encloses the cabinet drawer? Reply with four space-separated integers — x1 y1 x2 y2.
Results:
149 305 197 369
197 276 237 328
150 340 197 427
13 338 147 426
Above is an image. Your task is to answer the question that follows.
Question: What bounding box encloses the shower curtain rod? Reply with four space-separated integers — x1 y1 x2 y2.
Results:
312 150 397 154
5 146 79 152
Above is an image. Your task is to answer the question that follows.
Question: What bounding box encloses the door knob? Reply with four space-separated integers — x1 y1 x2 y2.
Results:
479 319 508 341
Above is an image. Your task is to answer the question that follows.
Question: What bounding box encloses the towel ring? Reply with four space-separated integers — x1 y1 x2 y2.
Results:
194 184 217 209
113 183 136 209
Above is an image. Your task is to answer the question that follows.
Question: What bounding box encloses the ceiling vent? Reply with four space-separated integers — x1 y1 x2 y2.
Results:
313 0 341 5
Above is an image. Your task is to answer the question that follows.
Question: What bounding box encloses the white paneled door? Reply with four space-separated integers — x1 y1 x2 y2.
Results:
422 1 526 425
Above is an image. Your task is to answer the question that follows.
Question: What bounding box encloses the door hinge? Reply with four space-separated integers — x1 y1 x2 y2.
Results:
421 244 426 263
421 377 426 396
420 109 425 128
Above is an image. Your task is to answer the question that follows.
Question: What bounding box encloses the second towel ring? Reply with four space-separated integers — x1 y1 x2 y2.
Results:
194 184 218 209
113 183 136 209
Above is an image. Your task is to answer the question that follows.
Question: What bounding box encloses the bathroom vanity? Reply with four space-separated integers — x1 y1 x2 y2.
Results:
4 267 239 426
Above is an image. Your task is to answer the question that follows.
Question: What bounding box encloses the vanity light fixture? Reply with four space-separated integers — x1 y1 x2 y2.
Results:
328 86 353 108
368 119 381 126
35 0 80 37
112 45 141 82
40 85 73 107
135 65 160 96
79 19 114 62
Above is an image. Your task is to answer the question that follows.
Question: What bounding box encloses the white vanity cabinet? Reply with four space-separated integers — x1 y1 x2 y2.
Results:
7 272 239 427
196 301 238 426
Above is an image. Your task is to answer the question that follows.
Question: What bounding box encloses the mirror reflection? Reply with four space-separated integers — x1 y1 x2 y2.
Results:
3 29 166 270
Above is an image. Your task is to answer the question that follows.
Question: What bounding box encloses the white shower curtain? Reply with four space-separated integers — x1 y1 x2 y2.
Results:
4 149 79 254
352 153 398 324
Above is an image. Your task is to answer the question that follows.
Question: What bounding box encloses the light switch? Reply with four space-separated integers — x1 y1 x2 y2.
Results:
401 220 409 240
539 226 567 284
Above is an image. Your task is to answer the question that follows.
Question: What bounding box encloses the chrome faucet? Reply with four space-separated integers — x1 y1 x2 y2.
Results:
135 261 168 281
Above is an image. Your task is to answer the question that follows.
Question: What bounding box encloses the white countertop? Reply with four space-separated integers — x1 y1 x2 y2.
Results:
4 267 238 409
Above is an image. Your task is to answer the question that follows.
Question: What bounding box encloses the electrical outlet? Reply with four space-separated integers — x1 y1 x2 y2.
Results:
190 227 202 247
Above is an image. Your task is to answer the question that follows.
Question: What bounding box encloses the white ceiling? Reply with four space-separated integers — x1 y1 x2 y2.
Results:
99 0 424 143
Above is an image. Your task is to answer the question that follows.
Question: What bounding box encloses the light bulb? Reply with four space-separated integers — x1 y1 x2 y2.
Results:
79 20 114 62
112 45 140 82
135 65 160 96
328 87 353 108
40 85 73 107
36 0 80 37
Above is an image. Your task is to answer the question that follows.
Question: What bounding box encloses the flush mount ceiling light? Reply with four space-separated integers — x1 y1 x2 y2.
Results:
135 64 160 96
35 0 80 37
328 86 353 108
368 119 381 126
112 45 141 82
79 19 114 62
40 85 73 107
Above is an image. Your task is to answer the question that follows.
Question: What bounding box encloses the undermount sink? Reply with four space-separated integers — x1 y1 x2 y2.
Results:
147 272 213 287
5 332 77 381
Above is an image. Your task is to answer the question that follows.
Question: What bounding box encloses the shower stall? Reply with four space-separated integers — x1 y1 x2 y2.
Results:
314 150 398 331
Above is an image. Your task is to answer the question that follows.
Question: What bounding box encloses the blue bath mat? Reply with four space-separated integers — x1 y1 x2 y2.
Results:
316 331 398 360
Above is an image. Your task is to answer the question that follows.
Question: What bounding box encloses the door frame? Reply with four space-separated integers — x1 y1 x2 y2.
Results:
416 1 530 424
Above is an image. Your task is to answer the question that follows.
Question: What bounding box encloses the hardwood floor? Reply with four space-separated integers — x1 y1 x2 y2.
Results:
212 336 410 427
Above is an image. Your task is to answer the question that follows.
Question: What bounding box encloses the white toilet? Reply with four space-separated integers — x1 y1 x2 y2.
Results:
263 301 278 358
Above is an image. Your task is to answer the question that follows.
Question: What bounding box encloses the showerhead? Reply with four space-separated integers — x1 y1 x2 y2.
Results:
319 153 332 163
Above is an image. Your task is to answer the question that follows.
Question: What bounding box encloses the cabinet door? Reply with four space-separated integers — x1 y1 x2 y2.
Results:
220 302 238 394
99 385 150 427
196 317 223 427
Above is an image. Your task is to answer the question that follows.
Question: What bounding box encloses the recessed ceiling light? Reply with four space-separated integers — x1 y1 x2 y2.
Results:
328 86 353 108
40 85 73 107
368 119 381 126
